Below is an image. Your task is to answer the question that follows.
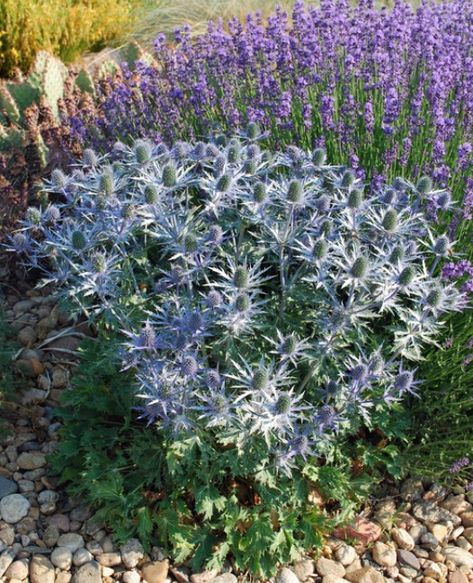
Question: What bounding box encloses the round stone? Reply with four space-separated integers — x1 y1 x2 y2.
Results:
73 548 93 567
57 533 85 553
275 568 301 583
16 452 46 470
5 559 29 581
372 542 397 568
335 544 358 566
71 561 101 583
51 547 72 570
392 528 415 550
317 558 346 578
0 494 30 524
121 538 144 569
30 555 55 583
123 571 141 583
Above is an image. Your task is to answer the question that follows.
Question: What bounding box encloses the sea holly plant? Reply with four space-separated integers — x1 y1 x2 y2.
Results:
11 133 464 572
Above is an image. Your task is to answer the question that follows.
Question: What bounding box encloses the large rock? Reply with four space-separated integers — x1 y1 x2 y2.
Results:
316 557 346 578
0 494 30 524
16 452 47 470
72 560 102 583
344 566 386 583
30 555 55 583
293 559 315 581
334 518 381 545
441 496 472 515
0 476 18 499
444 546 473 568
4 558 28 580
372 542 397 568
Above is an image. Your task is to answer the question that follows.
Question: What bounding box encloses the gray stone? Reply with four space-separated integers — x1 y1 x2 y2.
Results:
420 533 439 550
400 479 424 501
37 489 59 505
444 546 473 568
121 538 144 569
275 568 301 583
73 548 93 567
412 501 461 527
16 452 46 470
71 561 102 583
0 494 30 524
441 496 471 516
43 525 60 547
51 547 72 570
0 476 18 499
57 533 85 553
397 549 421 571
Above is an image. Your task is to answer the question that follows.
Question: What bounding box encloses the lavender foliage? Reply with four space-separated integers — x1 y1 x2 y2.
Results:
13 135 463 475
63 0 473 230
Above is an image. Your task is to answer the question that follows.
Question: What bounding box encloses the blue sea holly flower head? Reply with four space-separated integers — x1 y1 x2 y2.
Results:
16 136 464 475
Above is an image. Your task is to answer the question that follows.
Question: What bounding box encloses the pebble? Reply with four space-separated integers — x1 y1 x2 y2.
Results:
293 558 315 580
443 546 473 568
397 549 421 571
0 549 16 578
421 532 440 550
345 566 386 583
98 551 122 567
0 493 30 524
0 475 18 499
16 452 46 470
123 571 142 583
448 572 469 583
392 528 415 550
372 542 397 568
459 511 473 528
190 569 220 583
30 554 55 583
121 538 144 569
73 547 94 567
0 526 15 546
207 574 236 583
413 502 461 527
4 558 28 580
335 544 358 566
56 573 73 583
57 532 85 553
51 546 73 569
441 497 472 515
71 560 102 583
430 524 449 543
142 559 170 583
317 557 346 578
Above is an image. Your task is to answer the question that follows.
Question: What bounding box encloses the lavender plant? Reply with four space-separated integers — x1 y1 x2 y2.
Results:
13 134 463 477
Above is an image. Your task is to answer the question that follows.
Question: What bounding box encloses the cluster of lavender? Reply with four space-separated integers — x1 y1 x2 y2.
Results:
62 0 473 222
12 133 463 474
449 456 473 491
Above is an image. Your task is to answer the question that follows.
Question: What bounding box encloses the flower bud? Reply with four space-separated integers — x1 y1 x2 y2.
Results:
281 335 297 355
214 155 226 176
350 256 368 279
217 173 231 192
244 160 257 174
26 207 42 225
83 148 98 167
433 235 449 256
184 233 198 253
227 144 240 164
181 355 198 377
348 188 363 209
99 170 114 196
51 168 67 189
389 245 404 264
207 225 224 245
399 265 415 286
71 230 87 250
382 208 398 233
234 266 249 289
276 395 291 414
134 141 152 164
313 239 327 260
341 170 355 188
253 182 267 203
315 195 330 212
145 184 159 204
287 179 303 203
247 121 260 140
426 288 441 307
252 369 269 391
312 148 326 167
162 163 177 187
207 290 223 309
235 293 250 312
206 369 221 389
416 175 433 194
